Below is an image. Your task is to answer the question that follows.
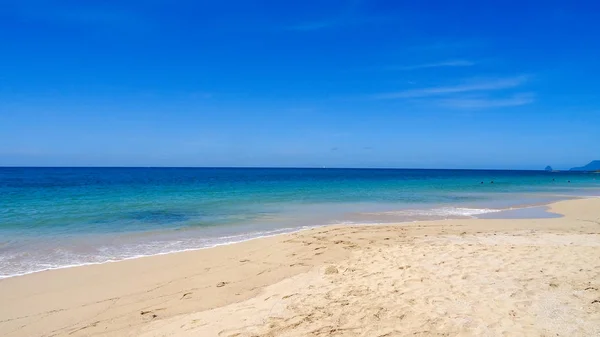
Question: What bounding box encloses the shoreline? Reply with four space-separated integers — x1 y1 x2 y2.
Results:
0 196 577 280
0 225 324 280
1 194 592 280
1 198 600 336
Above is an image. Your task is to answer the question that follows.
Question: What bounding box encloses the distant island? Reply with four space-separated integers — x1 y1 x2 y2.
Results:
569 160 600 172
545 166 553 172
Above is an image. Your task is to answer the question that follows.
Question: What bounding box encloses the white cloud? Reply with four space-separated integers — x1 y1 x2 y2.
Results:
390 60 475 71
439 93 535 109
372 75 529 99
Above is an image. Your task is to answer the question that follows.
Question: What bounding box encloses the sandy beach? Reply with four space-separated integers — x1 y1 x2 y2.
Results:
1 198 599 337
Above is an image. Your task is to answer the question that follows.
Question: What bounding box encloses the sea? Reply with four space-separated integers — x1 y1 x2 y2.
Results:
1 167 599 279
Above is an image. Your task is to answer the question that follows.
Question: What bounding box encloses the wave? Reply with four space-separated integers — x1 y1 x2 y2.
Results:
0 225 321 280
361 207 502 218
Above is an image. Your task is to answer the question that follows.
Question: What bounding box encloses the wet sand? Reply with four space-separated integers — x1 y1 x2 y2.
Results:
1 198 599 336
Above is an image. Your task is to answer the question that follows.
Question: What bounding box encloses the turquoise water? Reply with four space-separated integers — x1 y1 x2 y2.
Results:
1 167 599 278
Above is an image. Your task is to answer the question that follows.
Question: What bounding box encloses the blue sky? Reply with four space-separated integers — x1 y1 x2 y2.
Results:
1 0 599 169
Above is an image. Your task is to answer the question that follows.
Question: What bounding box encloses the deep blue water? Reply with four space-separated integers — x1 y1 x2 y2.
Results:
1 167 599 278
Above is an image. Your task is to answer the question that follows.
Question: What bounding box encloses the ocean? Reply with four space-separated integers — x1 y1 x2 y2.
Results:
1 167 599 278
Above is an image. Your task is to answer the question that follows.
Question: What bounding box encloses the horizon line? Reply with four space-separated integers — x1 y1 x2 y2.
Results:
0 165 574 172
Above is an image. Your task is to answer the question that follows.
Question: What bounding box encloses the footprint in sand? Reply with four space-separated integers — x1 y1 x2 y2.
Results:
140 308 165 319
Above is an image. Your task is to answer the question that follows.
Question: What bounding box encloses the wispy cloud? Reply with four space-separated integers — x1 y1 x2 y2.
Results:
372 75 529 99
390 60 475 71
440 93 535 109
407 39 485 52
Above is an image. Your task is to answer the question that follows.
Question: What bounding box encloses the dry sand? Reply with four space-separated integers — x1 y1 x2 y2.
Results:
1 198 599 337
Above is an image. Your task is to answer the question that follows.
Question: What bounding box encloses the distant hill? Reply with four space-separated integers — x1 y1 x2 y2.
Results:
544 166 553 172
570 160 600 172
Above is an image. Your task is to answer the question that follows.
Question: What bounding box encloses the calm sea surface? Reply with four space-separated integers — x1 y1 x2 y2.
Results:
1 167 599 278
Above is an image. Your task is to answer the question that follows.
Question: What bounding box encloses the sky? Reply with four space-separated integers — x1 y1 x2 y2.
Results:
1 0 599 169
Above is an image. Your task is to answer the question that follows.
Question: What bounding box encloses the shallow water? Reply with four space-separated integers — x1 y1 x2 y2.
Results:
1 167 599 278
477 206 563 219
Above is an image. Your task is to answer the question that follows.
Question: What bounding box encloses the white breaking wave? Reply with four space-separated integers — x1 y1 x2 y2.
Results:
0 225 323 280
363 207 502 217
0 207 506 279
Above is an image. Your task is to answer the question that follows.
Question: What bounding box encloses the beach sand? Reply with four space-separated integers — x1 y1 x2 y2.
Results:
1 198 599 336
